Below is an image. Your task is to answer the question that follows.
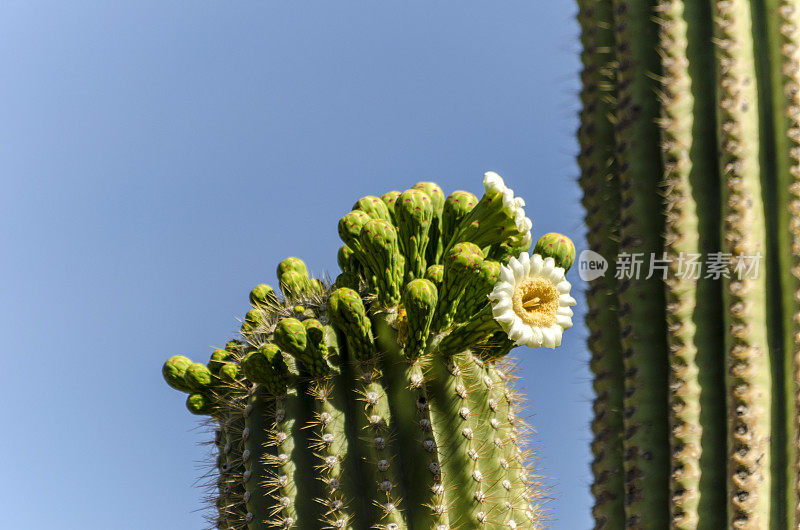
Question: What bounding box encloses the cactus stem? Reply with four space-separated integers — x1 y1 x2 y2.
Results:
610 0 670 527
712 0 773 526
656 0 727 527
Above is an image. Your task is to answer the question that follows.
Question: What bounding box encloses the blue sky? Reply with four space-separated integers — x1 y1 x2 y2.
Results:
0 2 589 528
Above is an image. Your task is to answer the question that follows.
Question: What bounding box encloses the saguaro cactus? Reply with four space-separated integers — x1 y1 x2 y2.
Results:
578 1 800 528
162 173 578 529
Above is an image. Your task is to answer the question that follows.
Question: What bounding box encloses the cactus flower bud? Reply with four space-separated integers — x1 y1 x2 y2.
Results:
413 182 446 265
184 362 213 391
249 284 277 307
186 392 214 415
380 191 401 223
432 242 484 331
359 218 403 306
441 190 478 250
396 188 434 282
274 317 308 356
353 195 392 222
533 233 576 272
402 279 438 356
327 288 373 360
241 344 288 394
277 257 308 279
241 308 266 333
207 349 233 375
162 355 194 392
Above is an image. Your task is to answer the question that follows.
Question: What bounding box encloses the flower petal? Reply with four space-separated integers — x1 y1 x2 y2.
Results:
499 265 515 285
548 266 565 283
542 256 556 276
514 325 534 346
507 318 526 342
541 326 557 348
559 294 577 307
492 298 513 313
556 306 574 318
518 252 531 276
509 257 525 282
530 254 543 275
483 171 506 196
556 314 574 329
557 280 571 294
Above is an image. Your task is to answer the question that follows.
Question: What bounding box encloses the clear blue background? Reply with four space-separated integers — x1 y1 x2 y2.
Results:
0 2 589 528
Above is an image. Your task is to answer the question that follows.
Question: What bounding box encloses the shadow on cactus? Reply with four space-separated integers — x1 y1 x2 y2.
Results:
162 173 577 529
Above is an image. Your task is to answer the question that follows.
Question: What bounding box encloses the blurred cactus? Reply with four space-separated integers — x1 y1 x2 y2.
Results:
162 173 578 529
578 1 800 528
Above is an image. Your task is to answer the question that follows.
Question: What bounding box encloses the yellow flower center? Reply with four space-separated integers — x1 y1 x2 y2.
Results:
512 277 559 327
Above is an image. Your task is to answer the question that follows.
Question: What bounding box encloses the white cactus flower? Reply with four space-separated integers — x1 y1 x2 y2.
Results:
482 171 533 240
488 252 577 348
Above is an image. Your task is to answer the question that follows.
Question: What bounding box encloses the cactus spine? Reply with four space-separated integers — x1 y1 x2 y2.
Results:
579 1 800 528
163 174 578 529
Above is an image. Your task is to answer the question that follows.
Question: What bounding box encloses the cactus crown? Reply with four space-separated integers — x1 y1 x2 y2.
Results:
162 173 576 529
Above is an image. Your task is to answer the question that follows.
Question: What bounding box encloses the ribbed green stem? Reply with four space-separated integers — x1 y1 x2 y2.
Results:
458 353 497 526
760 1 800 526
244 387 278 528
374 315 449 529
711 1 773 527
657 0 727 528
217 397 248 528
485 361 535 528
265 388 318 527
350 358 408 529
610 1 670 527
427 350 487 527
213 426 232 528
576 0 626 527
307 378 356 529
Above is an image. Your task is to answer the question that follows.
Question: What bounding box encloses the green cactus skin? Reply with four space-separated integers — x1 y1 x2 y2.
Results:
657 1 727 528
162 178 564 529
579 0 800 528
763 1 800 526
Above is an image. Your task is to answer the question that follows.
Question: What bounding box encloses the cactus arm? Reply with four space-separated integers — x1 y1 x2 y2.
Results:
656 0 728 528
761 0 800 525
609 1 671 527
576 1 628 526
373 312 449 530
711 1 773 526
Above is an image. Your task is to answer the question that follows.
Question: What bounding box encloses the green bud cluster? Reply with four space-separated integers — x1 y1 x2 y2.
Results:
161 177 572 529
